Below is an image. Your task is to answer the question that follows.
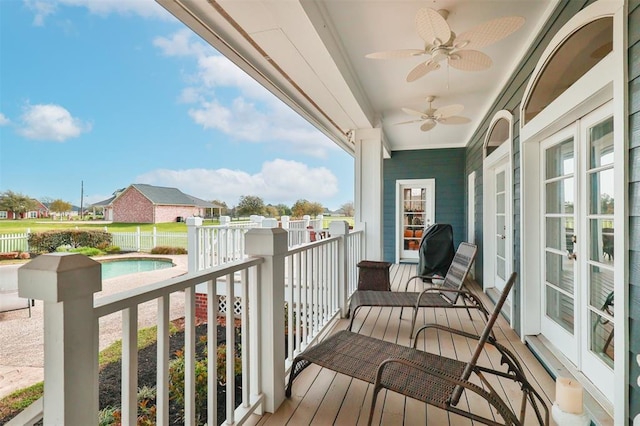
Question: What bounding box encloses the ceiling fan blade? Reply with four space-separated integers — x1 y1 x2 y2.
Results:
449 50 492 71
435 104 464 119
395 119 424 125
401 107 428 118
454 16 525 50
415 8 451 46
439 116 472 125
366 49 426 59
420 120 437 132
406 60 440 82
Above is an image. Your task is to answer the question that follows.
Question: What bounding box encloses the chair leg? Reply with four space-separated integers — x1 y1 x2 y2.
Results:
367 382 383 426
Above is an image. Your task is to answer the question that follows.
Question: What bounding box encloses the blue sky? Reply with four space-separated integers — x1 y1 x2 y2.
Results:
0 0 354 211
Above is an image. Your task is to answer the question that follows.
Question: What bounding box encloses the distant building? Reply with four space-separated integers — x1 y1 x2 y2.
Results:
91 184 220 224
0 199 49 220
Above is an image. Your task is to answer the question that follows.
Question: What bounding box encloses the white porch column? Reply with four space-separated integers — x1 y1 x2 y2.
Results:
244 228 288 412
354 128 384 259
329 220 350 318
18 253 101 425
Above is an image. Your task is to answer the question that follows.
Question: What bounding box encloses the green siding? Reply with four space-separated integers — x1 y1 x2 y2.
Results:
383 149 465 263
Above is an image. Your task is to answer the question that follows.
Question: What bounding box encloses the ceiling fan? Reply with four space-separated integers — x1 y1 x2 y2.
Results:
397 96 471 132
366 8 525 82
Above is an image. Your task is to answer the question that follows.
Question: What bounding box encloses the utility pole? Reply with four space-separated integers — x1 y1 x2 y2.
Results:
80 180 84 220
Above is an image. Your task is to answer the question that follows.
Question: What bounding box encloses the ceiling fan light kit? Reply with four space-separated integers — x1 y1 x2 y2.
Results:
397 96 471 132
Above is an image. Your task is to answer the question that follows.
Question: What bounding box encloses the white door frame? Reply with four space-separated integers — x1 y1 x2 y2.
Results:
519 1 625 418
483 139 513 322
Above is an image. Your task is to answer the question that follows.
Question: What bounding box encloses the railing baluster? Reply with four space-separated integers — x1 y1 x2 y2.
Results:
207 279 217 426
122 307 138 426
157 296 170 426
184 286 196 426
226 272 236 424
241 268 250 408
295 252 302 355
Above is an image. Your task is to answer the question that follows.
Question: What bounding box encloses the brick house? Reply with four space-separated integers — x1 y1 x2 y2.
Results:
93 184 217 223
0 199 49 220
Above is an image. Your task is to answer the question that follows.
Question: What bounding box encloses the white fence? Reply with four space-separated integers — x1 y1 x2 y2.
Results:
0 231 29 253
0 215 326 255
10 221 364 425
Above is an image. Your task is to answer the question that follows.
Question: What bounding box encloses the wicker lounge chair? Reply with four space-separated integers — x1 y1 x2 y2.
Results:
286 273 549 425
348 242 485 337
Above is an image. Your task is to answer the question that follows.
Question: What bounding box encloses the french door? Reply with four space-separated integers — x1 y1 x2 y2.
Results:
493 164 509 292
540 102 614 393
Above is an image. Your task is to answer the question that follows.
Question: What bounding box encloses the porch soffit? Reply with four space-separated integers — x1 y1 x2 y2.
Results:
158 0 556 154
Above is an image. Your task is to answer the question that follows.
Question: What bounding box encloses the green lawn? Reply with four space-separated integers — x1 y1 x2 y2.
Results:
0 219 220 234
0 216 354 234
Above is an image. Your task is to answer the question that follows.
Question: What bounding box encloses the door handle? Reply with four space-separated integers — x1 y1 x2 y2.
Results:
567 251 577 261
497 234 506 240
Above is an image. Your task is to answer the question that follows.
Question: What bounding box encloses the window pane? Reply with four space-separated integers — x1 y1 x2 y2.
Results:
589 219 614 264
589 117 614 168
589 169 614 215
546 217 573 252
546 178 574 213
546 286 574 334
590 310 614 368
546 251 574 294
545 139 574 179
524 18 613 123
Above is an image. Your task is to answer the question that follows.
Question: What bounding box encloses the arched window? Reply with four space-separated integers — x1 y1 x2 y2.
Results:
484 111 512 159
522 17 612 124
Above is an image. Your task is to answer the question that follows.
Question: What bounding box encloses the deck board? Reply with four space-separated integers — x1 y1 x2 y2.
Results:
248 264 556 425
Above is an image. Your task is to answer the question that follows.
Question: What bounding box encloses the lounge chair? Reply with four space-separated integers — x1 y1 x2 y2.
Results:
348 242 485 337
286 273 549 425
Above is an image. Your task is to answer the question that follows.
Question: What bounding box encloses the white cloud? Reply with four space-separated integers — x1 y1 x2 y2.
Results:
154 30 339 158
24 0 171 25
136 159 339 206
24 0 56 26
17 103 91 142
0 113 10 126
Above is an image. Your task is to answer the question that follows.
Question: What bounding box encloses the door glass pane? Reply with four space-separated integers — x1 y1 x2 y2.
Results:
546 286 574 334
589 219 614 264
497 234 505 257
497 193 505 213
545 251 574 293
497 215 505 235
589 264 614 309
546 217 574 252
589 169 614 214
589 117 614 168
545 178 574 213
497 257 506 280
496 170 505 192
545 138 574 179
590 310 614 368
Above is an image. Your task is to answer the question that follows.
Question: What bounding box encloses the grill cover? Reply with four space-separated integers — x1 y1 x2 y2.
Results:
416 223 454 278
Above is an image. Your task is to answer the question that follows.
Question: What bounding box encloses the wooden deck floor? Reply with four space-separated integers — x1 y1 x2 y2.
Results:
248 264 556 425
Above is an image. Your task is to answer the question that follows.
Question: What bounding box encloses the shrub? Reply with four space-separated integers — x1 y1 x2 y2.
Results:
151 246 187 255
104 246 121 254
28 230 112 253
98 386 157 426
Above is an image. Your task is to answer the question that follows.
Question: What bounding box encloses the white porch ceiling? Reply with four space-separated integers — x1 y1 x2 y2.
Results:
158 0 556 156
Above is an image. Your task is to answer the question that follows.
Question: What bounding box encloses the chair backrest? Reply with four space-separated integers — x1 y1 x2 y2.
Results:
451 272 517 405
439 242 478 304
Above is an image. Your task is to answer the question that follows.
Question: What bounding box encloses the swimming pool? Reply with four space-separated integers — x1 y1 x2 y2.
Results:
101 258 174 280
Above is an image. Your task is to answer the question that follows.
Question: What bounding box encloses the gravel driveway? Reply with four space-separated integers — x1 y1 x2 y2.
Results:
0 253 189 399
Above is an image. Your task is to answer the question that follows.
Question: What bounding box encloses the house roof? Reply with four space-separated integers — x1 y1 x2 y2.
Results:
93 184 217 208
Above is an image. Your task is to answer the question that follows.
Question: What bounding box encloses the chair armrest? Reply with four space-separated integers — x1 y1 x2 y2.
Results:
402 274 438 291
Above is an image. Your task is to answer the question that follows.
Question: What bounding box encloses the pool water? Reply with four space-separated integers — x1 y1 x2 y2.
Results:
101 258 174 280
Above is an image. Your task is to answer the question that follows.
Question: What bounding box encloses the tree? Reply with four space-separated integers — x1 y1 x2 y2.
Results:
264 205 279 218
291 199 324 218
236 195 265 216
49 199 73 218
0 190 37 219
340 202 355 217
274 203 292 216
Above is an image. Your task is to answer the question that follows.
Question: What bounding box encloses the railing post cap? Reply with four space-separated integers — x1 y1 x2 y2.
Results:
329 220 350 235
18 253 102 302
186 216 203 226
245 228 289 256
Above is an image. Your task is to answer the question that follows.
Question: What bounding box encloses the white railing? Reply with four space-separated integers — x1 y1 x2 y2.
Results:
12 222 364 426
109 227 188 251
0 230 29 252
